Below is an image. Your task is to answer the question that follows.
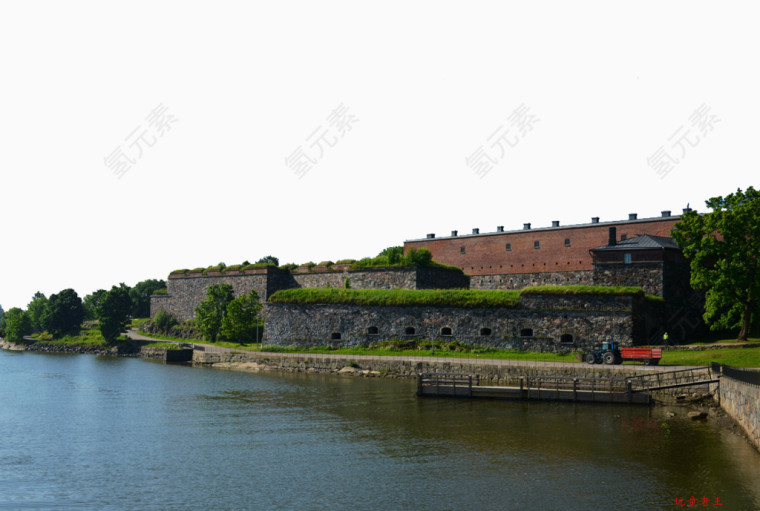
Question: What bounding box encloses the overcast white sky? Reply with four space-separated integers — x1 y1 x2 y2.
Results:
1 1 757 311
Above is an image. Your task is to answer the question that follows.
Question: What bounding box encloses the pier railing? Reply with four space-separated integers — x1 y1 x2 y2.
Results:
418 373 479 396
625 366 718 392
712 362 760 388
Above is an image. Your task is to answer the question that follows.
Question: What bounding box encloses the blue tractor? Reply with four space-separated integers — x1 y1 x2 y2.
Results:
583 341 622 365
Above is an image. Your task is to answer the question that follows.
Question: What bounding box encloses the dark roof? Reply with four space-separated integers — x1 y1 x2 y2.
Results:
592 235 680 251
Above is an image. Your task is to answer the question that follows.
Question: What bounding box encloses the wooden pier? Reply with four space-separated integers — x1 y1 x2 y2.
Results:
417 367 718 405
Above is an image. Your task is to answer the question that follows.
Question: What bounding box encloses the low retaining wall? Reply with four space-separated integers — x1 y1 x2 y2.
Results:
719 373 760 451
192 351 715 398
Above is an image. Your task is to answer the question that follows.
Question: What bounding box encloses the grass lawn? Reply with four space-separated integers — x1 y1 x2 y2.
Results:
660 346 760 368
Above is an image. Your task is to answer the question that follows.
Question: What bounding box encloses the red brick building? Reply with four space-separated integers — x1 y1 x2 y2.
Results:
404 210 685 292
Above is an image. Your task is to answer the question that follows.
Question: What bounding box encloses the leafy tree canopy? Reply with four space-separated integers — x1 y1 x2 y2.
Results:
221 289 262 343
673 186 760 340
83 289 107 321
129 279 166 318
256 255 279 266
42 289 84 338
3 308 32 342
98 284 132 344
195 284 235 343
27 292 48 332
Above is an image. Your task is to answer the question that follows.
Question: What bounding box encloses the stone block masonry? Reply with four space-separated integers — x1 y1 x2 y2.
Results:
263 293 650 352
719 373 760 452
151 266 469 322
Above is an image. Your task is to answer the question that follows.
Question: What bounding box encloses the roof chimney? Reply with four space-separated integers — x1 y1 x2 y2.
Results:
451 230 458 237
551 220 560 227
472 228 479 235
629 213 638 220
426 233 435 239
497 226 504 232
523 223 531 230
591 217 600 224
608 227 617 246
661 210 671 217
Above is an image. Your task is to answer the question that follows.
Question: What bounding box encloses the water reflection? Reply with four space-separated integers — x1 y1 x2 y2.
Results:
1 350 758 511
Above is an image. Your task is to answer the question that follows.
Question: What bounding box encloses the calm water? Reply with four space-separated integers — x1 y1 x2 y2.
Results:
1 350 759 511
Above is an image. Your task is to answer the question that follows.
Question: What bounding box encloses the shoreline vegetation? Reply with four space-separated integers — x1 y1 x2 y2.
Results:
4 320 760 368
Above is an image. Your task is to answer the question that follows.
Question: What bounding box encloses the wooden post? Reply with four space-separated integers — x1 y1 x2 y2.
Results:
627 380 632 403
520 377 525 400
573 378 577 402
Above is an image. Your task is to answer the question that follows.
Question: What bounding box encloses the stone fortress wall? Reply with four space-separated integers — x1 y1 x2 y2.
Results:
150 209 696 349
152 265 470 322
263 293 659 352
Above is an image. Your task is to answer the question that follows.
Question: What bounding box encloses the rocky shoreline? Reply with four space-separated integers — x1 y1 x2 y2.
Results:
1 340 139 356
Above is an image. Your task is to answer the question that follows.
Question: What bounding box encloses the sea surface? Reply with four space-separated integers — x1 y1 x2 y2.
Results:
1 349 759 510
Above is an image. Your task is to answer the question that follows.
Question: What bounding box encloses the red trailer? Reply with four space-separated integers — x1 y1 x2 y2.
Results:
619 347 662 365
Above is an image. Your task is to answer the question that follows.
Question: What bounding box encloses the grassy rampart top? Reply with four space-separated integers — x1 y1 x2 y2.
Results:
521 285 664 302
268 285 659 308
268 288 521 308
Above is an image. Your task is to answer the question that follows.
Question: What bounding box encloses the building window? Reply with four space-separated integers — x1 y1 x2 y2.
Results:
405 327 415 335
520 328 533 337
367 326 378 335
480 328 492 336
560 334 574 344
534 240 540 249
621 234 627 241
564 238 571 247
441 327 452 336
460 246 466 254
331 332 341 340
624 253 632 264
505 243 511 251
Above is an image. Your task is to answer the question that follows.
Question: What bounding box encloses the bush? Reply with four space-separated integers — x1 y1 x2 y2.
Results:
152 288 168 295
154 310 178 332
335 259 356 265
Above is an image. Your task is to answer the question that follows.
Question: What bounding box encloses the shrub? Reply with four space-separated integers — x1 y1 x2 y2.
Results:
152 288 168 295
154 310 178 332
335 259 356 265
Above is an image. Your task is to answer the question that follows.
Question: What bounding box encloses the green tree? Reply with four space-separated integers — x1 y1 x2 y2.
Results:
83 289 107 321
129 279 165 318
256 255 279 266
97 284 132 344
195 284 235 342
221 289 262 343
673 186 760 341
3 308 33 342
26 292 48 332
0 304 5 337
42 289 85 338
379 246 403 264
